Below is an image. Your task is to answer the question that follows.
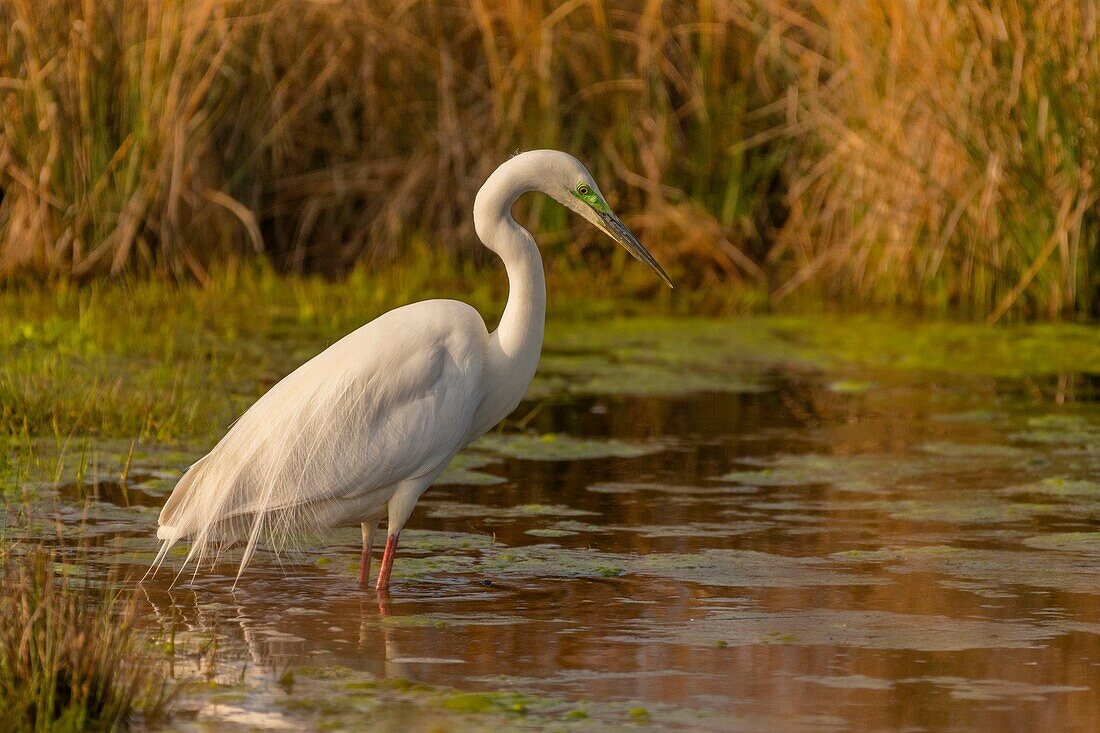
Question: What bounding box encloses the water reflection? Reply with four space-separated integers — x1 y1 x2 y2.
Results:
16 364 1100 731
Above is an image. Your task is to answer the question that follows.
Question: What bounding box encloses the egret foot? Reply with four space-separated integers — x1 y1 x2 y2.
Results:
358 520 378 587
375 532 400 591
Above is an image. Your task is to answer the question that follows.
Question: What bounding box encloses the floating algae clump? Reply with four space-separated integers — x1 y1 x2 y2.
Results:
472 432 663 460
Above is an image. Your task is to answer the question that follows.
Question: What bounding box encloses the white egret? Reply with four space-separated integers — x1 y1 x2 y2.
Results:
151 150 672 590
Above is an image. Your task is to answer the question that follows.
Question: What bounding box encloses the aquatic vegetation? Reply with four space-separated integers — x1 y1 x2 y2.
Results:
633 549 885 589
717 453 934 494
1005 477 1100 499
1010 415 1100 445
832 544 1100 596
3 300 1100 731
622 607 1070 652
1021 532 1100 554
534 352 768 397
5 283 1100 442
472 433 662 461
0 550 173 731
437 454 506 487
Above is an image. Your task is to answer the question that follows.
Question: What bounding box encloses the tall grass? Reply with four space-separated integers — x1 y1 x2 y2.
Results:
0 549 173 730
1 0 1098 318
751 0 1100 319
0 0 775 286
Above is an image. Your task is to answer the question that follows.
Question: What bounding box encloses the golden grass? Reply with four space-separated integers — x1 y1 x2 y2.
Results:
0 0 1097 318
0 0 771 287
753 0 1100 319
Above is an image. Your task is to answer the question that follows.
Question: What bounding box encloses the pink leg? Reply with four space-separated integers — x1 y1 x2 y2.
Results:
358 520 378 587
375 532 400 591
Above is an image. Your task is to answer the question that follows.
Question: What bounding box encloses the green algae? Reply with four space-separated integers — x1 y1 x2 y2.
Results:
625 607 1066 651
533 352 768 397
423 501 597 521
9 307 1100 733
1021 532 1100 553
919 442 1029 458
177 663 732 733
1005 477 1100 498
1010 415 1100 445
716 453 931 494
903 677 1089 701
796 674 894 691
875 499 1062 524
633 549 884 588
377 538 884 589
831 544 1100 595
440 691 537 714
438 453 506 486
524 529 576 538
472 433 663 461
545 315 1100 384
395 529 500 554
380 615 448 629
6 303 1100 444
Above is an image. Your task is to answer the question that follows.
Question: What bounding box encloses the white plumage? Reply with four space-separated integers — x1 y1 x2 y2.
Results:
152 150 671 590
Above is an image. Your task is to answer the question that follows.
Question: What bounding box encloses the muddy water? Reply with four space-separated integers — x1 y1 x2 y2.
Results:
11 323 1100 731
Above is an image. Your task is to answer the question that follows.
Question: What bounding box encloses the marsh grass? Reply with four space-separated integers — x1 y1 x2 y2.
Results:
749 0 1100 319
2 262 1097 444
1 0 1098 316
0 0 774 288
0 252 759 441
0 548 173 731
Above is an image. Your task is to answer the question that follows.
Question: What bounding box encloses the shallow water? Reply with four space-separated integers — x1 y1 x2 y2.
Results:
8 319 1100 731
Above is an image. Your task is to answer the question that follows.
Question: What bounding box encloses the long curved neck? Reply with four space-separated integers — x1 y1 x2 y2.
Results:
473 159 548 409
494 225 546 361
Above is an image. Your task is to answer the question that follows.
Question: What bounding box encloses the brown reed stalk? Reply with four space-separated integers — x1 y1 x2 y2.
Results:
0 0 773 285
756 0 1100 317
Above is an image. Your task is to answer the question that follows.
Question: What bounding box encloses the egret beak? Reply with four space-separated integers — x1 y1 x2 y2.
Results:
595 211 674 288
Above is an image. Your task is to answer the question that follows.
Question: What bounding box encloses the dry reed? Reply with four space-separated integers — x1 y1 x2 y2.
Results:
750 0 1100 319
0 0 773 285
1 0 1097 317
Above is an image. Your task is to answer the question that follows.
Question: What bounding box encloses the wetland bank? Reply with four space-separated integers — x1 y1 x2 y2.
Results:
4 277 1100 731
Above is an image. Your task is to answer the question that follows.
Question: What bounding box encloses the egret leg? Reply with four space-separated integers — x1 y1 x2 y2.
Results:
375 532 400 591
358 520 379 587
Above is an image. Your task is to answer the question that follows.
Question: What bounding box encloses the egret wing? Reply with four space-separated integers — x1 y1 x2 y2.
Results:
155 300 488 575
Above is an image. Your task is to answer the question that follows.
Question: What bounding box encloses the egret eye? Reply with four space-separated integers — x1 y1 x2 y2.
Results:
577 184 591 196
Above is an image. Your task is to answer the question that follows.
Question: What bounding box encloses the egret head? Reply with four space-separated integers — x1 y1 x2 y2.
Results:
547 156 674 289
